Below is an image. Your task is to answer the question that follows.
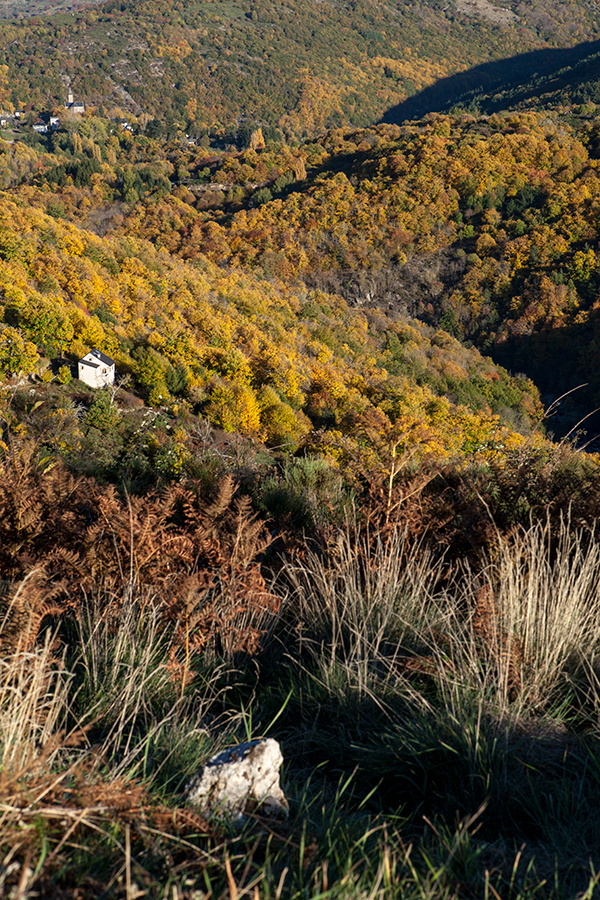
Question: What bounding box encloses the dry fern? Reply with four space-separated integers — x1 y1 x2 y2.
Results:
0 441 281 670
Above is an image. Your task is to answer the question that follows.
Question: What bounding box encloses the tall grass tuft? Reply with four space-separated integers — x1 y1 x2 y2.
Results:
282 526 445 700
479 517 600 716
281 517 600 720
0 633 72 774
73 590 177 765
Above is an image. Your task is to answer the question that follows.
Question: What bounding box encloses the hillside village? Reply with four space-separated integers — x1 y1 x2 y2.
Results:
0 89 139 137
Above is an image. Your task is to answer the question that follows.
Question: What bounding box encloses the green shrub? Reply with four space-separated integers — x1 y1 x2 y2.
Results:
85 388 120 430
57 365 73 385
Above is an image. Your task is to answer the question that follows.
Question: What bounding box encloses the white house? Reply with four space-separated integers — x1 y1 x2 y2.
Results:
78 349 115 389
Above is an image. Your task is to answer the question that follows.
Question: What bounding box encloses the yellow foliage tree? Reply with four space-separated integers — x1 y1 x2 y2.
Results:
205 381 262 435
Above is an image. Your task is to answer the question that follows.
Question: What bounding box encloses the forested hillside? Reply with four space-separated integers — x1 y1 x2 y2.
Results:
0 193 544 483
6 97 600 430
398 37 600 120
2 0 600 138
97 109 600 433
6 2 600 897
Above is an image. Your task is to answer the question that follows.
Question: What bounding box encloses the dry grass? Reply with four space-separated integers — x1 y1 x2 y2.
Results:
479 519 600 712
0 632 72 774
0 581 232 897
2 513 600 896
280 516 600 722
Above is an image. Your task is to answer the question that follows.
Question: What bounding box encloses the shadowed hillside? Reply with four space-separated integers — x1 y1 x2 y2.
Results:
383 39 600 122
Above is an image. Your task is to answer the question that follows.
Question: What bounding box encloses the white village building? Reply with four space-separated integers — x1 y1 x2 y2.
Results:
78 349 115 388
65 91 85 115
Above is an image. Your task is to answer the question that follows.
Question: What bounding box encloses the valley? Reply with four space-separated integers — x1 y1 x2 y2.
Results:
2 2 600 898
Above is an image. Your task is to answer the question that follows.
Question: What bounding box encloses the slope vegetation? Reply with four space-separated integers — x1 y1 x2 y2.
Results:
0 193 544 483
1 0 600 137
109 110 600 431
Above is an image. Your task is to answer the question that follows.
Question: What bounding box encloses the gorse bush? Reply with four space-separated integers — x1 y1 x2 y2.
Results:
85 387 120 431
257 456 351 530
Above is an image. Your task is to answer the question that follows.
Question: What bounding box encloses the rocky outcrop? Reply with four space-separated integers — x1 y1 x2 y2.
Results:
185 738 288 823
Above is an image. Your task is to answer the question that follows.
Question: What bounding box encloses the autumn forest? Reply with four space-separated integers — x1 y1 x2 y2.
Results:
3 1 600 898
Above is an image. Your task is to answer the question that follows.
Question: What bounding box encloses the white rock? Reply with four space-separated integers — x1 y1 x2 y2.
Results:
185 738 288 822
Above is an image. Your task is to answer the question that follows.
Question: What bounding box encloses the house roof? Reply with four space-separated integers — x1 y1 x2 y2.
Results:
81 348 115 367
